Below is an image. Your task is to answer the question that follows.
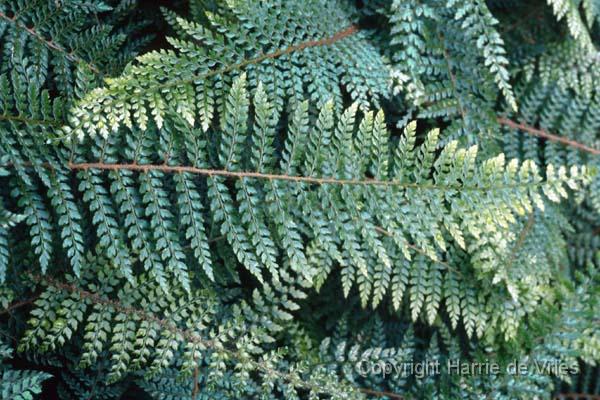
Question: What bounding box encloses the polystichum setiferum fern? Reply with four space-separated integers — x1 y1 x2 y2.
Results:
1 0 599 399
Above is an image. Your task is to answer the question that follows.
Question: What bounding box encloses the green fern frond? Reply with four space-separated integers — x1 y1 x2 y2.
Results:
66 0 392 140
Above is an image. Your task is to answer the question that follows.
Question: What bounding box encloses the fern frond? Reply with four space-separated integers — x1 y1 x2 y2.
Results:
58 76 591 337
66 0 392 140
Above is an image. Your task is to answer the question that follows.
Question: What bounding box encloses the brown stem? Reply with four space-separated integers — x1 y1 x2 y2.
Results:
65 161 541 193
67 161 410 187
0 294 40 317
28 275 355 398
0 25 358 132
113 26 358 97
497 117 600 156
39 275 214 346
360 388 406 399
438 34 467 123
0 11 100 74
265 26 358 59
192 360 199 400
504 213 535 270
0 113 63 127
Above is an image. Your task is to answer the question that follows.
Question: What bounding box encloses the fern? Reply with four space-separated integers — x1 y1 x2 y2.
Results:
1 0 600 399
66 0 392 140
0 339 51 400
63 76 587 337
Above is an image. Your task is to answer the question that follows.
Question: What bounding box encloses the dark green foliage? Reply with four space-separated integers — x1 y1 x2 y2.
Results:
1 339 51 400
0 0 599 399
